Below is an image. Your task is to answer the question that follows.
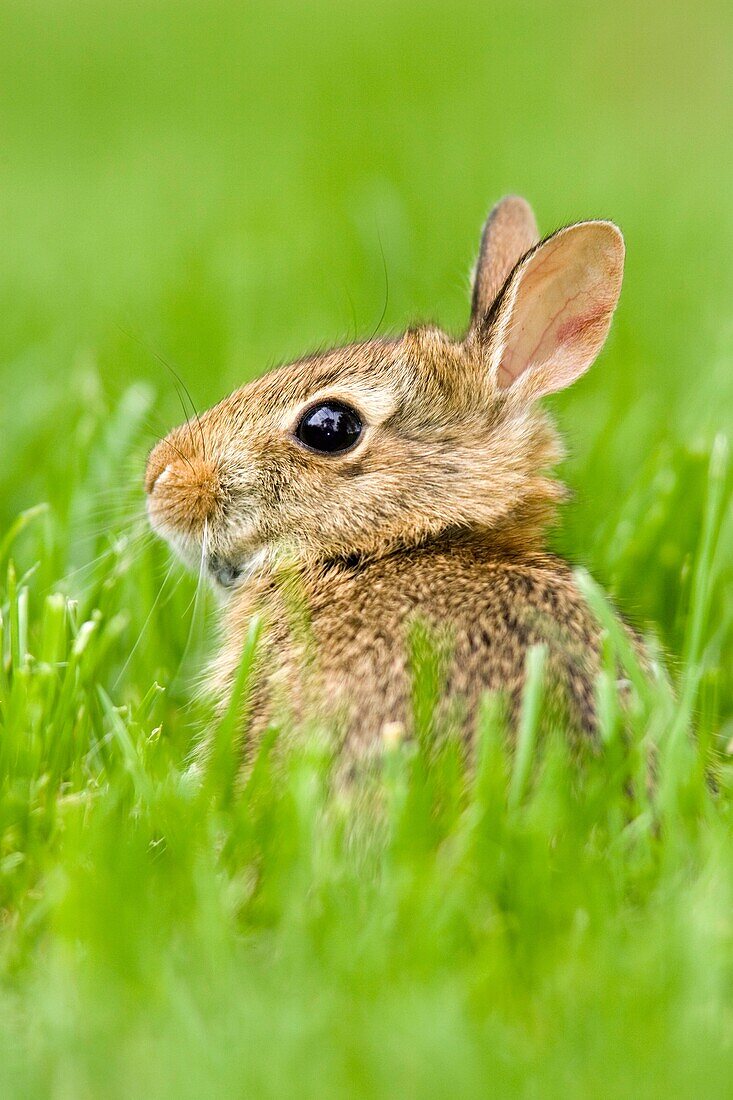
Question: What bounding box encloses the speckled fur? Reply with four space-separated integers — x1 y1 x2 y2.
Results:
211 533 606 761
146 197 630 764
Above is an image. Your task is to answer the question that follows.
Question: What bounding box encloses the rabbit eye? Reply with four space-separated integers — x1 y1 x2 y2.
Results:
296 401 362 454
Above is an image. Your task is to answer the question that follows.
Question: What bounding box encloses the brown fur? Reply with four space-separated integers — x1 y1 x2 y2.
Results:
145 197 629 762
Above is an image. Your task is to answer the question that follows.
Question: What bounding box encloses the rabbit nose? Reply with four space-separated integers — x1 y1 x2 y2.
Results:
145 442 221 535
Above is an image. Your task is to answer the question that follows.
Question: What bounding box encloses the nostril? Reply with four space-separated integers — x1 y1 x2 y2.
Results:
150 464 171 493
146 447 169 494
145 449 173 495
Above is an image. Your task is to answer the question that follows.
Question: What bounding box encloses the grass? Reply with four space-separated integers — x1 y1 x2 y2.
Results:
2 0 733 1095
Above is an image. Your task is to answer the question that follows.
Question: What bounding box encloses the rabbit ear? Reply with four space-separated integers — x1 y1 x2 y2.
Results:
485 220 625 400
470 196 540 322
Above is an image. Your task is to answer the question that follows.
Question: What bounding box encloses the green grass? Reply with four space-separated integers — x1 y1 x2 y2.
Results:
2 1 733 1095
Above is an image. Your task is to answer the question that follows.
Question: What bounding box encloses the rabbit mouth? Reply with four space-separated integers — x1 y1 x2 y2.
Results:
208 553 242 588
208 548 269 590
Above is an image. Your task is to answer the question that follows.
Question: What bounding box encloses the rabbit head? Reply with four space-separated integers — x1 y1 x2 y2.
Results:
146 197 624 589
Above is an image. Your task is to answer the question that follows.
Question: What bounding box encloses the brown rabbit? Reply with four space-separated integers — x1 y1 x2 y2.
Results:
146 196 628 759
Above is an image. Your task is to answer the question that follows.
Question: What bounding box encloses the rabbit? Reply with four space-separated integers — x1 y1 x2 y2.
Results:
145 195 632 761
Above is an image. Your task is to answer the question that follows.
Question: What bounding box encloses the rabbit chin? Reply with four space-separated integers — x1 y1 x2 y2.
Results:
207 546 272 591
148 515 269 592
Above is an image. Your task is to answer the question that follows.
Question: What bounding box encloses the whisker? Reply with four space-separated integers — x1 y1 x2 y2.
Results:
142 417 174 447
161 355 207 463
135 327 206 460
181 522 210 618
171 520 211 689
66 510 150 540
77 483 143 500
341 280 359 343
69 521 146 542
62 485 146 514
65 528 152 561
370 225 390 340
70 503 149 527
142 414 197 477
68 514 151 549
115 323 200 464
113 558 178 689
166 437 196 476
56 529 156 592
171 379 199 460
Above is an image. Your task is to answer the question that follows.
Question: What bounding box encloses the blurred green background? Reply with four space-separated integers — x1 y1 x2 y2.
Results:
3 0 733 610
1 0 733 708
2 5 733 1097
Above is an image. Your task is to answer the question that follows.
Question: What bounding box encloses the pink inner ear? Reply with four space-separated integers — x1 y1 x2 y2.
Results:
495 223 624 397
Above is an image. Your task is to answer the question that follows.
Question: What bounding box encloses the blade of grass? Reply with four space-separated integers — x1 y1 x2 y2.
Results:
508 644 546 811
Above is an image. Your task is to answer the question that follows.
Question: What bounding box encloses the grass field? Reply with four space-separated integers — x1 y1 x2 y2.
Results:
2 1 733 1095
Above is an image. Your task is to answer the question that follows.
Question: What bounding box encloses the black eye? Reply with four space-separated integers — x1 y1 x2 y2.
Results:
296 401 363 454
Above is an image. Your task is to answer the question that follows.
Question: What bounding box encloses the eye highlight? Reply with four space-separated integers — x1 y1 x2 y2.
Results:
295 400 363 455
